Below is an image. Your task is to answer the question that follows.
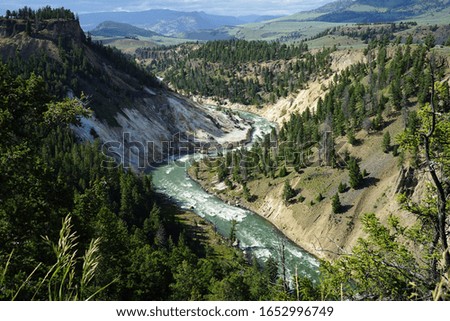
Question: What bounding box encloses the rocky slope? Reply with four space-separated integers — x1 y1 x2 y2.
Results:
197 49 366 127
191 114 419 260
0 18 251 169
190 47 450 260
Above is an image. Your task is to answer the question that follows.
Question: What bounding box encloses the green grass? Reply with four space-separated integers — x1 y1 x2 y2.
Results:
347 4 388 13
306 35 366 49
227 4 450 42
92 35 193 48
95 38 157 53
1 215 113 301
269 12 325 22
405 6 450 25
227 20 345 41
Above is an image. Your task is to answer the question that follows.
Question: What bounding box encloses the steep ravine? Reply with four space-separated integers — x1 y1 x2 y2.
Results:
192 49 366 127
0 18 253 169
186 47 421 260
73 95 253 170
189 114 417 261
151 111 320 280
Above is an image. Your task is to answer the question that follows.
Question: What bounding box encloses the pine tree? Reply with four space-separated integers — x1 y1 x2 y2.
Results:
331 193 341 214
347 128 356 145
282 180 295 203
242 183 252 201
338 182 347 193
425 34 436 50
279 165 288 178
382 131 391 153
390 77 402 111
229 219 238 244
348 157 363 189
217 163 227 182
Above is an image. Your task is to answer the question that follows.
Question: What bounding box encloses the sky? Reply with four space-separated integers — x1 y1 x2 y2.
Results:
0 0 336 16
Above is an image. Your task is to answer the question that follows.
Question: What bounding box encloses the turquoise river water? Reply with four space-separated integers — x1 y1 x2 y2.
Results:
151 111 320 281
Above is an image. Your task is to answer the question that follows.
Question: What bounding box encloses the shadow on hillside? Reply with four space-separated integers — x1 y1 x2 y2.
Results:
339 204 353 214
361 176 380 189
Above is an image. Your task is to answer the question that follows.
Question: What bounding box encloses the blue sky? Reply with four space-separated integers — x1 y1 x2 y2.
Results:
0 0 335 16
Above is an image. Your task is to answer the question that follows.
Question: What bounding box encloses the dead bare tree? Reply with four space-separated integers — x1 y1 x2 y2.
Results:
421 53 450 276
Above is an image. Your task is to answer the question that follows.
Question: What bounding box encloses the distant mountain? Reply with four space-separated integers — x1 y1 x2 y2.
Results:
182 28 235 41
312 0 450 23
79 10 282 37
313 0 354 13
225 0 450 41
90 21 161 38
237 15 283 24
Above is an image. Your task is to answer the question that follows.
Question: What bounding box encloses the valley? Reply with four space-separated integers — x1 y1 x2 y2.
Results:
133 9 450 299
1 1 450 302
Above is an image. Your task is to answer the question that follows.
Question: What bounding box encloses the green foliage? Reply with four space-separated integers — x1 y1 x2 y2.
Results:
347 128 357 145
331 193 341 214
382 131 391 153
433 252 450 300
2 17 160 124
242 183 252 202
41 215 112 301
282 180 296 203
424 34 436 50
198 40 438 195
142 40 334 105
217 163 228 182
4 6 76 21
0 63 287 301
229 220 238 244
44 96 91 126
185 28 450 302
398 100 450 173
1 216 109 301
321 53 450 301
278 165 288 178
321 213 436 300
348 157 363 189
338 182 347 193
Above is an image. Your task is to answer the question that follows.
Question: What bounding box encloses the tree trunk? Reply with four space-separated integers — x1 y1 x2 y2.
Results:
422 54 450 272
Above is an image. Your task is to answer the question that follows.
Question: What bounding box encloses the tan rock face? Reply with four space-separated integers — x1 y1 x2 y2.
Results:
190 48 433 261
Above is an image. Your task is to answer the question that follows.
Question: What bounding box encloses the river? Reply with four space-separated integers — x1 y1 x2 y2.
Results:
151 111 320 281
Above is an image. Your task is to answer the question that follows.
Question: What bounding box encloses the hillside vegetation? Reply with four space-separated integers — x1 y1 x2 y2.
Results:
140 40 335 105
0 6 315 301
2 5 450 301
0 7 256 168
182 31 450 299
0 61 301 300
90 21 161 38
314 0 450 23
222 0 450 42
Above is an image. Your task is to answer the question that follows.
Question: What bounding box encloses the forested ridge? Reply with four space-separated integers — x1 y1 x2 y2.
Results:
139 40 335 105
0 6 161 124
199 38 448 182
